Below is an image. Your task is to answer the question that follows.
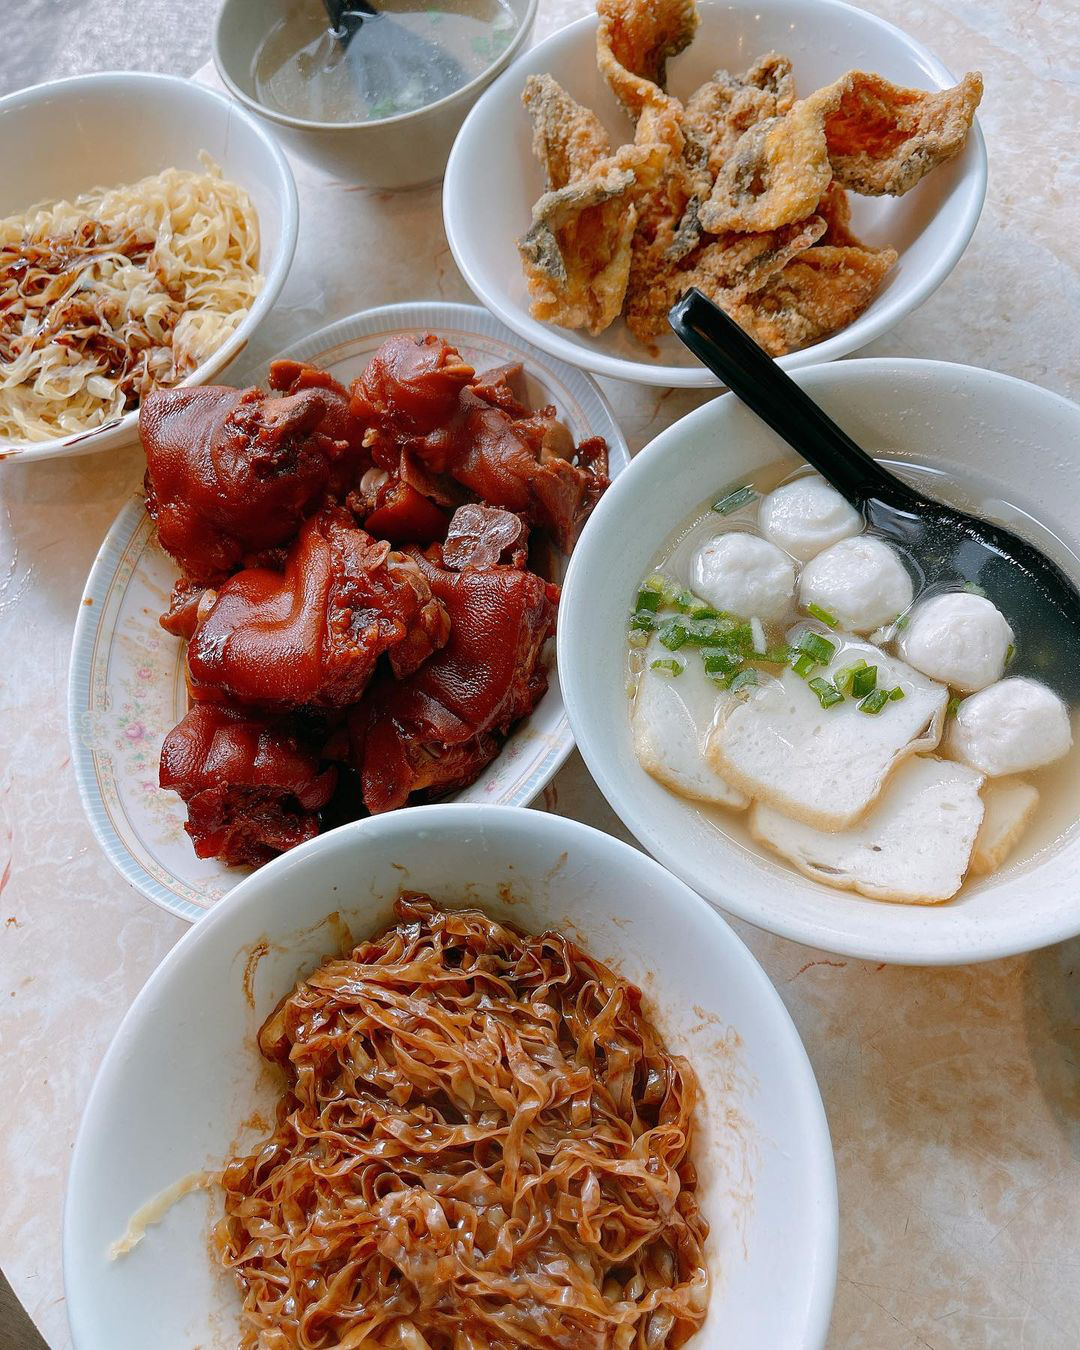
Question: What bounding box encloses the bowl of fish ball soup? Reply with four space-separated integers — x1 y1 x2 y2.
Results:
559 358 1080 965
214 0 538 187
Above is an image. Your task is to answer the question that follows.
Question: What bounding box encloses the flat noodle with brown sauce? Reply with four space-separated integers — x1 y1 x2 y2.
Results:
517 0 981 356
217 895 709 1349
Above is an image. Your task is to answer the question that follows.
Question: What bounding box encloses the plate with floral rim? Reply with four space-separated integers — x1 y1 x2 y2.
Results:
68 301 629 922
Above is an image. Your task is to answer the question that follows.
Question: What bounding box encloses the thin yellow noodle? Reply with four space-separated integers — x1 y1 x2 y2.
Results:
0 153 261 443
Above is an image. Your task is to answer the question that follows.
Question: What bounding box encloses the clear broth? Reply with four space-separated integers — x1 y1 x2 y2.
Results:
631 457 1080 898
253 0 519 123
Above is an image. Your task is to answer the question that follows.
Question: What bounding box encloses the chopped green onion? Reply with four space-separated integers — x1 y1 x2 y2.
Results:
889 686 905 701
791 652 816 679
677 592 721 619
795 631 837 665
1005 643 1016 668
808 677 844 709
728 668 759 694
806 602 839 628
894 612 911 631
650 658 684 676
962 581 987 597
642 573 673 596
712 485 756 515
851 665 878 698
627 628 650 649
858 688 890 715
629 611 656 633
833 658 867 695
657 618 690 650
946 695 964 719
636 588 662 613
702 647 742 677
762 644 791 665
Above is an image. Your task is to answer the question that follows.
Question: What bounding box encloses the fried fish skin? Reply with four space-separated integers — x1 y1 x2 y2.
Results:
701 69 982 234
739 243 899 354
683 51 796 180
523 73 611 190
596 0 699 117
824 71 983 196
624 214 826 345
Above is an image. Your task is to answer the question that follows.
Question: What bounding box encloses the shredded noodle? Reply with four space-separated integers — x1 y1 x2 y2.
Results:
217 895 710 1349
0 155 261 442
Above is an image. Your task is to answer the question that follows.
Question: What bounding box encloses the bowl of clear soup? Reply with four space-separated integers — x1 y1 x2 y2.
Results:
214 0 538 187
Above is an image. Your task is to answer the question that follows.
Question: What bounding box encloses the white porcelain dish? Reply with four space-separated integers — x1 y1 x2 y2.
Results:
67 301 629 922
0 71 298 463
444 0 987 388
559 359 1080 965
63 804 838 1349
215 0 538 188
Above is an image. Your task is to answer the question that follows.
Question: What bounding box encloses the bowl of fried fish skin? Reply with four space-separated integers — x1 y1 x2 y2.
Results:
444 0 987 387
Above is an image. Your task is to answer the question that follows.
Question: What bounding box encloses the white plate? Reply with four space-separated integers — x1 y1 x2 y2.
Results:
64 805 838 1349
68 302 629 922
559 358 1080 965
444 0 987 388
0 72 297 462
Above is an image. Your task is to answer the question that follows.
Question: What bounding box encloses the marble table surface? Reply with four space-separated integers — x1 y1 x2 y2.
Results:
2 1 1079 1346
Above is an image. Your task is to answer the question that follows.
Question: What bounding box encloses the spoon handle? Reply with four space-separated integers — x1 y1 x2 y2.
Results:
668 288 903 507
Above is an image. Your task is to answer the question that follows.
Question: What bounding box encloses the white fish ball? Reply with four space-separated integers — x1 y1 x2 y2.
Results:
947 677 1072 776
691 532 794 621
797 536 913 634
758 475 863 562
899 592 1014 693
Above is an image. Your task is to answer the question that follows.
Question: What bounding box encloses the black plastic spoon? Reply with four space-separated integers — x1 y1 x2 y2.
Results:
321 0 467 111
668 287 1080 700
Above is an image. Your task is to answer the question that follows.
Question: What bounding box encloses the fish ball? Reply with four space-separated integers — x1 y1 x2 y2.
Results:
691 532 794 621
899 592 1013 693
797 536 912 634
758 475 862 562
947 677 1072 776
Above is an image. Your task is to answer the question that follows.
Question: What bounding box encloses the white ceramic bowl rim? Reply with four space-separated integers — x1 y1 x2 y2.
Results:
213 0 540 132
0 70 298 459
63 803 839 1348
558 357 1080 966
443 0 988 388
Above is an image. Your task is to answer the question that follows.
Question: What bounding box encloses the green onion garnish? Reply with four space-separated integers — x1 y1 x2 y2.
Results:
712 485 756 515
651 658 684 676
795 631 836 665
763 644 791 665
629 611 656 633
1005 643 1016 667
657 618 691 650
678 593 721 619
833 659 867 694
894 612 911 631
962 581 987 597
806 602 839 628
791 652 816 679
627 628 650 649
702 647 742 677
946 695 964 719
889 686 905 701
858 688 890 715
636 588 662 613
728 668 759 694
808 677 844 709
851 665 877 698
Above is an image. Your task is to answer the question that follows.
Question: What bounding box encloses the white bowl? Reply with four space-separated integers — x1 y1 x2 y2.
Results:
558 360 1080 965
215 0 538 189
64 805 837 1348
444 0 987 388
0 72 297 463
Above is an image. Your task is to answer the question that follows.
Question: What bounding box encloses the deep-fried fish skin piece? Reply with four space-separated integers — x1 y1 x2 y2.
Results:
523 73 611 189
683 52 796 180
738 244 898 354
596 0 699 117
700 80 847 233
518 142 669 334
702 70 982 233
824 71 983 196
625 215 826 344
815 180 865 247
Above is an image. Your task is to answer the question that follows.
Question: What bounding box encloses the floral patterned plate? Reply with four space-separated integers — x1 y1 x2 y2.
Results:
68 302 629 922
